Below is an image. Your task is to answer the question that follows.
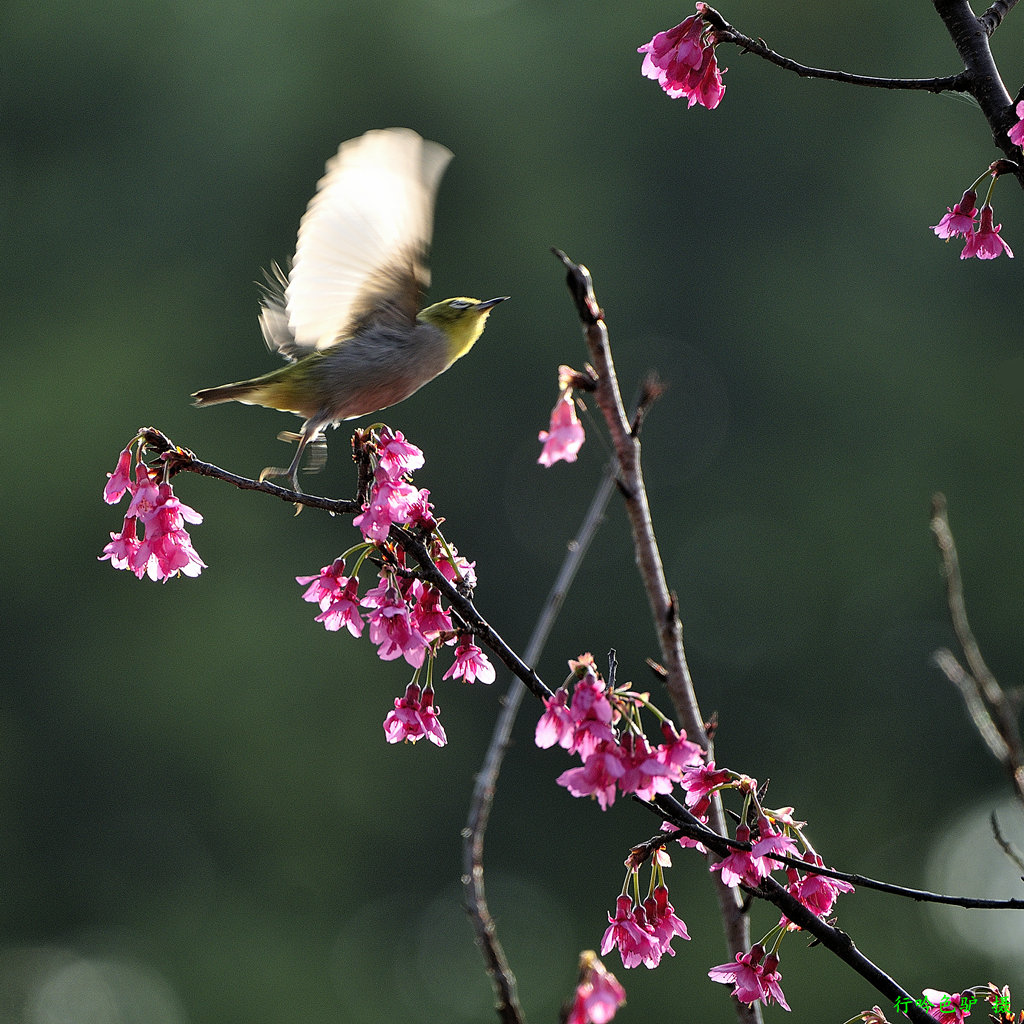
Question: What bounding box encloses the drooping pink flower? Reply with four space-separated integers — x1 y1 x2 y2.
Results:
362 573 429 667
566 954 626 1024
932 190 978 240
567 673 616 758
645 885 690 956
409 583 452 640
708 944 790 1011
617 733 676 801
751 815 800 866
102 467 206 582
1008 99 1024 147
557 740 626 810
638 7 726 109
600 895 660 970
961 204 1013 259
708 945 767 1004
353 478 424 542
99 516 141 572
535 686 576 749
758 954 791 1011
680 760 730 805
315 577 364 637
710 825 773 887
103 445 135 504
375 427 425 480
442 635 495 684
297 557 349 609
922 989 972 1022
655 723 704 777
786 851 855 919
538 390 585 466
435 546 477 588
383 682 447 746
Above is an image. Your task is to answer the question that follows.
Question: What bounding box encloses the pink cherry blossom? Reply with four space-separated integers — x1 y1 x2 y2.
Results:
353 478 424 542
932 190 978 240
567 674 616 758
103 445 135 504
708 944 790 1011
645 885 690 956
751 816 800 865
655 723 704 776
315 577 364 637
1008 99 1024 147
638 7 726 109
557 740 626 810
680 760 730 805
961 204 1013 259
375 427 425 480
409 583 452 641
101 453 206 582
362 574 429 667
442 635 495 684
99 516 141 572
435 547 477 588
710 825 773 887
566 955 626 1024
383 682 447 746
600 895 660 969
922 989 971 1022
535 687 575 749
617 733 675 801
538 390 585 467
786 851 855 919
297 558 346 608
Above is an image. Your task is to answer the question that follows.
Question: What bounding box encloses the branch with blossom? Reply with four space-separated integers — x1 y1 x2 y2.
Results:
638 2 1024 259
101 249 1024 1024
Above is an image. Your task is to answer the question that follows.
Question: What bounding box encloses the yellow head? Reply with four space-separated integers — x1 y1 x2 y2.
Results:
418 296 509 362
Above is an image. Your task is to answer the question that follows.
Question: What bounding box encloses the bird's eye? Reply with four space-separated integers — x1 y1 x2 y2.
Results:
449 299 471 309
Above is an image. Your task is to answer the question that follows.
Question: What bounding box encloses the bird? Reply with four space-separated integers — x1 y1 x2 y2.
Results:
192 127 507 492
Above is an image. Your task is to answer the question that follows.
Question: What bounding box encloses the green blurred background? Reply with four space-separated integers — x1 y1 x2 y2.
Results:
5 0 1024 1020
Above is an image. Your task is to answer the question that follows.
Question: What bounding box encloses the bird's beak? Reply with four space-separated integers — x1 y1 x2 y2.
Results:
475 296 510 311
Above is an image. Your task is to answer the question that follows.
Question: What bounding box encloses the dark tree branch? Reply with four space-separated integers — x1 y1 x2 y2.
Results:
979 0 1020 35
699 5 968 94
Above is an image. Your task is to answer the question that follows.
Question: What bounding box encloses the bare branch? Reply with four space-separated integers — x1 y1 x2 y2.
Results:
552 248 760 1024
699 5 967 94
979 0 1021 35
462 462 618 1024
931 495 1024 806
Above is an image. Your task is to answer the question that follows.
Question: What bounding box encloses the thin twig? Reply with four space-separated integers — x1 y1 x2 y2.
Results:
699 5 967 94
991 810 1024 876
552 248 760 1024
930 494 1024 805
461 462 619 1024
651 812 1024 910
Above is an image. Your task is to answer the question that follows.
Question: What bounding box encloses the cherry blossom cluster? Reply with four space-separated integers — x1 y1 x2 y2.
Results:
534 654 864 1012
932 178 1013 261
600 856 691 971
100 439 206 582
538 366 587 467
566 951 627 1024
638 4 726 109
296 428 494 747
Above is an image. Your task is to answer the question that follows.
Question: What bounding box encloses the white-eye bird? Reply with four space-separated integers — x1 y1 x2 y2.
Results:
192 127 507 491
